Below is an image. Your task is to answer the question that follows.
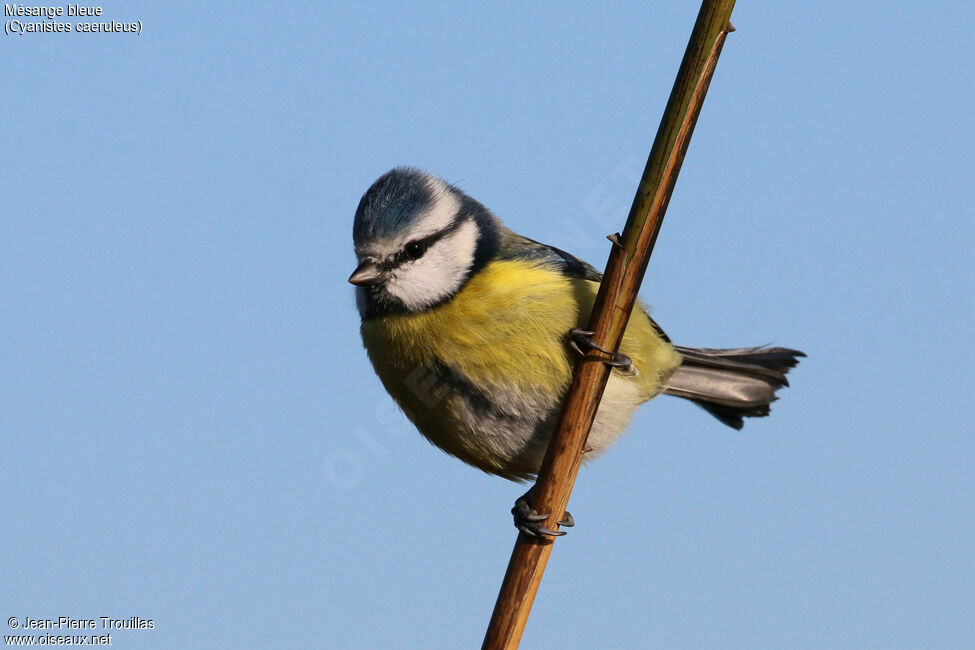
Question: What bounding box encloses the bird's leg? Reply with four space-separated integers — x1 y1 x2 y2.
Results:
567 328 632 370
511 330 624 539
512 484 575 538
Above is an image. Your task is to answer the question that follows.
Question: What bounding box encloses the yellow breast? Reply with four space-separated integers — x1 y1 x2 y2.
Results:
362 259 579 394
359 258 682 477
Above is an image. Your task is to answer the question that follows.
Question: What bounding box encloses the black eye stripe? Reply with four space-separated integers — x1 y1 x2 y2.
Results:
394 217 465 265
405 238 432 258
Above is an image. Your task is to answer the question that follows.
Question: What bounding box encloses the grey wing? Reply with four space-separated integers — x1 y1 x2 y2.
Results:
497 228 671 343
496 228 603 281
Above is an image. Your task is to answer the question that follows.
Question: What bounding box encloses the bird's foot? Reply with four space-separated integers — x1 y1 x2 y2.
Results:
512 485 574 538
567 328 632 370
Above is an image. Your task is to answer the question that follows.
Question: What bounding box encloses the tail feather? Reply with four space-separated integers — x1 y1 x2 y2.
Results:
663 345 805 430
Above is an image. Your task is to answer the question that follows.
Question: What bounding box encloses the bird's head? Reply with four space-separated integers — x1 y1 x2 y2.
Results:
350 168 500 317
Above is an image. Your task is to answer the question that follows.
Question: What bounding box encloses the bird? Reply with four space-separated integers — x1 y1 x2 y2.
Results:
350 167 803 536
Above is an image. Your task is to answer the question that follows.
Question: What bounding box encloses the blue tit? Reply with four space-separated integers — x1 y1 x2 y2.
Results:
350 167 803 489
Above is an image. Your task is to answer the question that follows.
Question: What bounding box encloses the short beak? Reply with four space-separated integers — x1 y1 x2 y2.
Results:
348 260 384 286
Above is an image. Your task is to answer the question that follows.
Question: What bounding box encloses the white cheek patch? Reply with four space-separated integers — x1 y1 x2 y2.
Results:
385 219 479 311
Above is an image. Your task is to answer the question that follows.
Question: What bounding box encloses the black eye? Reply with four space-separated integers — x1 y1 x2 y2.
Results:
404 240 427 260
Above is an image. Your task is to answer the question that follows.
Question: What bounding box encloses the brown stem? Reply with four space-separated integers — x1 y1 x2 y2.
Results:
481 3 737 648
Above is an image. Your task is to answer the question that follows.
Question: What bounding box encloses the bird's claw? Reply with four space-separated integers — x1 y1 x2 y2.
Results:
512 489 574 538
567 328 632 370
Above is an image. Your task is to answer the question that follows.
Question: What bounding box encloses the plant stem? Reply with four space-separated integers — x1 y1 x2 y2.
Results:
481 3 737 648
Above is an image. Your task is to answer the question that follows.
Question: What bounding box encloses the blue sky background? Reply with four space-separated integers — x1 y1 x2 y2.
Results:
3 2 972 648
